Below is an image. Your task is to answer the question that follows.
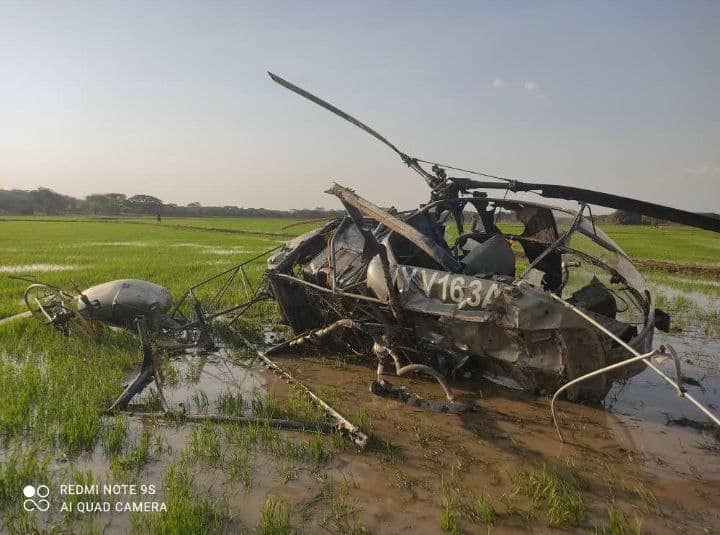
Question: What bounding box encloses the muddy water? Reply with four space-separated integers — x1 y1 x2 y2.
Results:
604 330 720 482
132 349 268 414
653 283 720 310
9 336 719 533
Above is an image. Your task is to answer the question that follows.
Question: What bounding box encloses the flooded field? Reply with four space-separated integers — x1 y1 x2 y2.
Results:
0 218 717 533
9 335 717 533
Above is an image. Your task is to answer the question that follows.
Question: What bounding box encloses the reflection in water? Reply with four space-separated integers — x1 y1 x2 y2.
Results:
602 329 720 480
133 348 268 416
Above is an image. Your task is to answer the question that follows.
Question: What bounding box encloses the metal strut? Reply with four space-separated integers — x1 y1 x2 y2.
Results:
231 324 368 447
549 293 720 442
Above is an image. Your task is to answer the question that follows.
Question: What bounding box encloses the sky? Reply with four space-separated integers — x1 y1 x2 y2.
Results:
1 0 719 212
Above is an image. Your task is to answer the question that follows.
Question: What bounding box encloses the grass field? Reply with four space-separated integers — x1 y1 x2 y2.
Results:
0 216 717 533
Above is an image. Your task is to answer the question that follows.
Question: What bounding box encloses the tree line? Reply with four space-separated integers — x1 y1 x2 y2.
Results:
0 188 343 219
1 187 706 225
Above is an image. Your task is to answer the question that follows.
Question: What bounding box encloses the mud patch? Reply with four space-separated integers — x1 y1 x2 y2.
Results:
636 260 720 276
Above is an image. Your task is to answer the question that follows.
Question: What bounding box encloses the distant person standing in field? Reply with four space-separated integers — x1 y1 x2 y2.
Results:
156 212 161 224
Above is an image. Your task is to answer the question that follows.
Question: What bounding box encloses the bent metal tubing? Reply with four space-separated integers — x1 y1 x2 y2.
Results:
549 293 720 442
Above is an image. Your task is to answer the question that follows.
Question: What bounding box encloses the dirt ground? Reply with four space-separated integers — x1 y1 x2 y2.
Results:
254 350 720 534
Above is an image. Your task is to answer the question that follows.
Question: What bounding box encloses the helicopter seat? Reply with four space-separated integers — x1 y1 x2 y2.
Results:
460 234 515 277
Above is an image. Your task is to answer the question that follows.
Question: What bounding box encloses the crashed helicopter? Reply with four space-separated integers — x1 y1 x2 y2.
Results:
261 73 720 432
16 72 720 441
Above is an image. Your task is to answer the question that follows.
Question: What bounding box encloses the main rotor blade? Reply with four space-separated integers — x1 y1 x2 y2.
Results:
268 72 406 158
449 177 720 233
530 183 720 233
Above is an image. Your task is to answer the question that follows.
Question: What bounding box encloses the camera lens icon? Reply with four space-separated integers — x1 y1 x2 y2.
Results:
23 484 50 512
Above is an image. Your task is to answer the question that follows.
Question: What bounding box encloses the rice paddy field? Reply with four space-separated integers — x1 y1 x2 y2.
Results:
0 215 718 534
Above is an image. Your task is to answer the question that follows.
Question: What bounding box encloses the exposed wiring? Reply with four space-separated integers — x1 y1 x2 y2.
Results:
415 158 514 183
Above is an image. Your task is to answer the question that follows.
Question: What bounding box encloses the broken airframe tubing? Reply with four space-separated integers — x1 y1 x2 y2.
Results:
550 294 720 442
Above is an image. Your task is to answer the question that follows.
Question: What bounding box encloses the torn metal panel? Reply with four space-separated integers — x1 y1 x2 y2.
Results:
326 183 462 273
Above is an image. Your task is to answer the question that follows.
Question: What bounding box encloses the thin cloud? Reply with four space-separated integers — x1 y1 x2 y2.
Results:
493 78 545 98
523 80 545 98
685 164 720 177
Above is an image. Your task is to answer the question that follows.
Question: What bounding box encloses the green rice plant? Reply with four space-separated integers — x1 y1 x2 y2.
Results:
111 429 151 474
102 415 128 455
278 460 298 483
593 504 643 535
192 390 210 414
58 394 102 452
224 421 258 452
160 359 180 386
2 507 38 535
0 319 139 453
350 409 373 437
258 421 282 448
228 450 253 489
216 390 244 416
251 392 282 419
0 357 42 437
440 497 460 535
284 385 328 422
189 421 222 465
132 462 224 533
0 444 50 508
319 476 365 535
461 493 496 525
308 431 326 463
273 436 305 461
63 470 96 520
513 463 585 527
259 496 292 535
630 481 657 513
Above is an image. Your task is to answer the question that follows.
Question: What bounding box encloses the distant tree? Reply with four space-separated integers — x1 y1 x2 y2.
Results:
0 188 344 219
84 193 126 214
612 210 643 225
29 188 72 214
126 194 163 214
0 189 35 214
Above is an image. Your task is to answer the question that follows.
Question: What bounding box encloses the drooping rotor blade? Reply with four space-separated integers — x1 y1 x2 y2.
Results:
529 183 720 233
268 72 436 187
448 177 720 233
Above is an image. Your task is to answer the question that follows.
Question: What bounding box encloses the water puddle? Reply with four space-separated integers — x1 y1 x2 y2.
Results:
131 348 269 416
170 243 258 256
201 247 254 255
667 275 720 288
170 242 205 248
83 241 154 247
0 263 78 273
603 329 720 481
652 283 720 310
